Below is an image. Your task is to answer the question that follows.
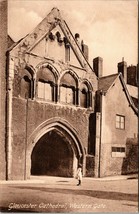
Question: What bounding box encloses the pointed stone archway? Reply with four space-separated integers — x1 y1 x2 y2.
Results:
26 118 85 179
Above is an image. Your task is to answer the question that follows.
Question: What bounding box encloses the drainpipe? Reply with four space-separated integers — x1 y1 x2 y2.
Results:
24 94 28 180
6 54 14 180
98 90 103 178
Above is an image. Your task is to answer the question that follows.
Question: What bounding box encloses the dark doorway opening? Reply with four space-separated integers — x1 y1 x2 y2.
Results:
31 130 74 177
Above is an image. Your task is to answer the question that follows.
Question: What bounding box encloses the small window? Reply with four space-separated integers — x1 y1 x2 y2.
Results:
112 147 125 157
112 147 116 152
121 147 125 152
116 115 125 129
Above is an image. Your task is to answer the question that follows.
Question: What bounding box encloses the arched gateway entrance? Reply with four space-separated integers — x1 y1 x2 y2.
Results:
31 130 75 177
26 119 85 178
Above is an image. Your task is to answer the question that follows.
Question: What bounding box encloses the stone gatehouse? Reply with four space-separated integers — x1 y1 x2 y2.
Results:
0 5 138 180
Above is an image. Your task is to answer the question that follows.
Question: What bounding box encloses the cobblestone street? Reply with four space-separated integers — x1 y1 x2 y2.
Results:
0 175 138 213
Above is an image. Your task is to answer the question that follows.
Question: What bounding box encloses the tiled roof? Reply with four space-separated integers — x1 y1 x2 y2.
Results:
98 73 118 92
98 73 138 116
131 96 138 108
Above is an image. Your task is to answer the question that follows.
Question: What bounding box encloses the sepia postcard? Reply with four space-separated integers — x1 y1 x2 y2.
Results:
0 0 138 213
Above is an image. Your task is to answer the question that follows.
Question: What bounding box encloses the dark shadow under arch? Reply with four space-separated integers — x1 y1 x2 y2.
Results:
31 130 76 177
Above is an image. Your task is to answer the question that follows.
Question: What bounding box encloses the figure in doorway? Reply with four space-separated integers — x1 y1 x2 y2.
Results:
76 164 82 186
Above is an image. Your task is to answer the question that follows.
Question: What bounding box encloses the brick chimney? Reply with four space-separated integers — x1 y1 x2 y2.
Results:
93 57 103 78
127 65 137 86
118 61 127 83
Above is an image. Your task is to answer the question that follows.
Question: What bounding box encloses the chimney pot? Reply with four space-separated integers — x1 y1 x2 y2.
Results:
118 61 127 83
93 57 103 78
127 65 137 86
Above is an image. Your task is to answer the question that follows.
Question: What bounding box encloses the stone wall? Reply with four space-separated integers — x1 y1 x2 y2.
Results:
0 0 7 180
122 138 138 175
86 155 95 177
10 97 92 179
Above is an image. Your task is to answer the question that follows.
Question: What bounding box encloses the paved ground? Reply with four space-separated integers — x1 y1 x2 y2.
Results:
0 175 138 213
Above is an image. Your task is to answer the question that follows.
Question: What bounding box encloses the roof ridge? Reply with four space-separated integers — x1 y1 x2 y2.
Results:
98 73 119 93
99 73 118 79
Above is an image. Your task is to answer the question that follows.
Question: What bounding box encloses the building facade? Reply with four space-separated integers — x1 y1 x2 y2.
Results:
95 60 138 177
0 7 138 180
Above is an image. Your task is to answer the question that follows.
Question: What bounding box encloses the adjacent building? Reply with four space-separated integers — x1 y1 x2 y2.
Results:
95 59 138 177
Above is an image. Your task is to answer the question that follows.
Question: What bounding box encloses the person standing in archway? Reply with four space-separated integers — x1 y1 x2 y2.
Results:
76 164 82 186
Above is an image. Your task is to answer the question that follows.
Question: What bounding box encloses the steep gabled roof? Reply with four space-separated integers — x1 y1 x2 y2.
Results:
98 73 138 116
8 8 94 73
98 73 118 93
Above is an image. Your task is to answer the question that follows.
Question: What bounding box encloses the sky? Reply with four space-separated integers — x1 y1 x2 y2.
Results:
8 0 138 76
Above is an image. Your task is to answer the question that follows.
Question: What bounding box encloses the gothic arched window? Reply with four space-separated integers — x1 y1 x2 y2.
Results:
37 66 57 102
80 82 92 108
20 69 33 99
60 72 77 105
80 88 88 108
